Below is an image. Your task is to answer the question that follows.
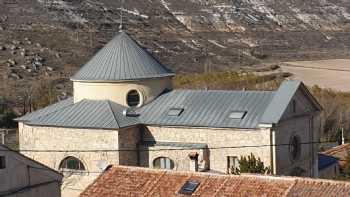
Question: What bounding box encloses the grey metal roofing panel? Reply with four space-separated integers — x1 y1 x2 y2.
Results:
15 97 74 122
108 101 139 128
26 100 139 129
142 141 208 149
260 81 301 124
18 81 309 129
71 31 174 81
136 89 275 129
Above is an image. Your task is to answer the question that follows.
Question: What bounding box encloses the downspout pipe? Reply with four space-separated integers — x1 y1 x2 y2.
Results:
261 123 276 175
267 124 277 175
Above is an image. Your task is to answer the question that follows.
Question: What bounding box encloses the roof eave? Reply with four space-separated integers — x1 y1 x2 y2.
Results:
141 123 260 130
23 122 140 130
299 82 323 111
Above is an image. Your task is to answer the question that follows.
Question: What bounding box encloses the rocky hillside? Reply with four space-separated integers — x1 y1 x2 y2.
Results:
0 0 350 111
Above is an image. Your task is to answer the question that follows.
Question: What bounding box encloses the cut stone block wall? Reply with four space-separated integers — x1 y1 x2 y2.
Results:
141 126 272 173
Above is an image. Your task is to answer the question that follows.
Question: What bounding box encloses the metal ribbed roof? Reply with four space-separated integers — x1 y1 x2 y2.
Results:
15 97 74 122
16 81 317 129
260 81 301 124
71 31 174 81
20 99 138 129
136 89 275 129
260 80 322 124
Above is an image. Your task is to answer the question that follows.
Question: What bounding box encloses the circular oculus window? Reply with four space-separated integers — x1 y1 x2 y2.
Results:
127 90 142 107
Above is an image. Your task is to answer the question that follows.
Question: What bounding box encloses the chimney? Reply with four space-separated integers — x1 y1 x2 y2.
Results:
188 152 199 172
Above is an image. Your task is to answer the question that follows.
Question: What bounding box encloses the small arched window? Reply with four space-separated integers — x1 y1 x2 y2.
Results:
127 90 141 107
153 157 174 170
289 135 301 162
59 156 85 171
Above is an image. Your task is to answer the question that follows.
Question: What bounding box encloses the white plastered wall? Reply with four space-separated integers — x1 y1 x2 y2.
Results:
73 77 172 106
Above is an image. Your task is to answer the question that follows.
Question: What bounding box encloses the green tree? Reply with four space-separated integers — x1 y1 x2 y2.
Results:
231 153 271 175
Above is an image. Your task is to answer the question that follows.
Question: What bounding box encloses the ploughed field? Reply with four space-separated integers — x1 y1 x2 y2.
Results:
281 59 350 92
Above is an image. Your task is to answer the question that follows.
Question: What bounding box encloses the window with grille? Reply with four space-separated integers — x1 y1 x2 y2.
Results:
227 156 239 174
153 157 174 170
59 156 85 172
127 90 141 107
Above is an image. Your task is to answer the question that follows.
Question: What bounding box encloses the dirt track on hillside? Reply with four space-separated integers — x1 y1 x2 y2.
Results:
281 59 350 92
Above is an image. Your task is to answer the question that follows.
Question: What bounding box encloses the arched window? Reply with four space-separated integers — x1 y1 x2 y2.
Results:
127 90 141 107
153 157 174 170
289 135 301 162
59 156 85 171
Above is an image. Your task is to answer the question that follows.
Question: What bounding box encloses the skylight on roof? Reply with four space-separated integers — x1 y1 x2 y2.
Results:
228 111 247 119
168 108 184 116
179 180 200 195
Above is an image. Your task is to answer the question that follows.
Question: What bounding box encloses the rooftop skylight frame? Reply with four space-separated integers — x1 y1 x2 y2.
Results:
228 111 247 119
179 180 200 195
167 108 184 116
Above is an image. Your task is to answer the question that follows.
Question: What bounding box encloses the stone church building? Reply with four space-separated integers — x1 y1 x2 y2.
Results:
16 32 322 196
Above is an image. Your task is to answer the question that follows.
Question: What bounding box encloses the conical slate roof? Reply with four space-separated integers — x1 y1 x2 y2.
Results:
71 31 174 81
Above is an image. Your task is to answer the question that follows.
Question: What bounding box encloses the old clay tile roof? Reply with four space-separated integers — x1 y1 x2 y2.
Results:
80 165 350 197
322 143 350 168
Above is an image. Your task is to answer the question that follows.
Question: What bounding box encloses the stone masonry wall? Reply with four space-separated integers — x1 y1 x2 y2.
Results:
118 126 140 166
274 88 320 177
142 126 271 174
275 116 314 176
139 145 208 172
18 123 121 197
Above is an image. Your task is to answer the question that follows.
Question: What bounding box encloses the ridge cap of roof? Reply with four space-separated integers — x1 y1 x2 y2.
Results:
106 100 121 128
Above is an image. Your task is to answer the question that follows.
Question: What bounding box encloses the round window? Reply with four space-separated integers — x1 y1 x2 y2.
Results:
127 90 141 107
153 157 174 170
289 135 301 162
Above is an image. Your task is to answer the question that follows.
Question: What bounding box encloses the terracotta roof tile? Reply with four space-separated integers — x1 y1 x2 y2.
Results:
322 143 350 168
80 166 350 197
287 179 350 197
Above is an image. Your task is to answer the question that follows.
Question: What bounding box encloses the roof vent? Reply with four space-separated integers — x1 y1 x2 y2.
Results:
179 180 200 195
122 108 139 117
228 111 247 119
168 108 184 116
